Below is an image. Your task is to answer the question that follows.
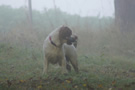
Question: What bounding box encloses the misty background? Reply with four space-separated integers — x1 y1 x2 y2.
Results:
0 0 114 17
0 0 134 57
0 0 135 89
0 0 117 56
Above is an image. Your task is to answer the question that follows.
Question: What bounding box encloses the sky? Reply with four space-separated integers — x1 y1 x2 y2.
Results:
0 0 114 17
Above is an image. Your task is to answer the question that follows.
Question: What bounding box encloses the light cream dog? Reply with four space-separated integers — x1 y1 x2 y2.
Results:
64 35 78 73
43 26 78 74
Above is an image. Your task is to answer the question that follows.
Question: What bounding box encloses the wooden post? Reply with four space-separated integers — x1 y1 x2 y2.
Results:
28 0 32 26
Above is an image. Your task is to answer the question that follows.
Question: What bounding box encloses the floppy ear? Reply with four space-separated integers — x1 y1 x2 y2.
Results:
72 35 78 48
59 26 72 40
72 35 78 40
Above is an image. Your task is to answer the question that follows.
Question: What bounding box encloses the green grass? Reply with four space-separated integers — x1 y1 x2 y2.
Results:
0 43 135 90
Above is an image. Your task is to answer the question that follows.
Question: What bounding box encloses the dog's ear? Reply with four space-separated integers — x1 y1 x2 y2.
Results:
72 35 78 48
72 35 78 40
59 26 72 39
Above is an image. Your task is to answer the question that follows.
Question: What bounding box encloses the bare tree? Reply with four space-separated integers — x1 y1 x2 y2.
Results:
28 0 32 26
114 0 135 32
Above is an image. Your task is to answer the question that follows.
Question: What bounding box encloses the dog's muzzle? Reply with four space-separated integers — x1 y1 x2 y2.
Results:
66 37 76 45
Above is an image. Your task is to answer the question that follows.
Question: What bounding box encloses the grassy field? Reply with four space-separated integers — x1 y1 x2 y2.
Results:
0 43 135 90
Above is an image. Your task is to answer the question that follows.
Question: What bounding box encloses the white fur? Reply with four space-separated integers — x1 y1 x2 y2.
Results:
43 26 78 74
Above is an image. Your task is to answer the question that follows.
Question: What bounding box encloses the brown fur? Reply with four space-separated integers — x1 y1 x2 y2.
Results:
72 35 78 48
59 26 72 39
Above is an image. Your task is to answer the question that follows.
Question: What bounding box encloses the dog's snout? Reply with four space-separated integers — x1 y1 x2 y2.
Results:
69 37 76 42
66 37 76 45
66 37 76 42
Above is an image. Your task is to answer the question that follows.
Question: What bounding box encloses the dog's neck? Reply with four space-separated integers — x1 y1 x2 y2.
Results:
49 36 57 47
49 30 64 47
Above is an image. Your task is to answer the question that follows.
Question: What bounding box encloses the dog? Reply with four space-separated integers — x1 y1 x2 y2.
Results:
43 25 78 74
64 35 78 73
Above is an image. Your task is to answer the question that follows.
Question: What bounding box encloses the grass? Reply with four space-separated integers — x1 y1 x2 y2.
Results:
0 43 135 90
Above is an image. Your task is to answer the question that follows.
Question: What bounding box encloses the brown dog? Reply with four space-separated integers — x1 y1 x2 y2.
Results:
43 25 78 74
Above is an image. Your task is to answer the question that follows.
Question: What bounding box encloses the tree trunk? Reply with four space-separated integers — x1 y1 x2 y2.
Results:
28 0 32 26
114 0 135 32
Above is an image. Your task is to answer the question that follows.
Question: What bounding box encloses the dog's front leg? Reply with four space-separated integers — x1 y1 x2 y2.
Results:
70 57 79 73
43 57 49 75
61 56 67 74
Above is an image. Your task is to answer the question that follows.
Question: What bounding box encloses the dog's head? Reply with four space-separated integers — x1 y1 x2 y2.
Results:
71 35 78 48
59 26 73 45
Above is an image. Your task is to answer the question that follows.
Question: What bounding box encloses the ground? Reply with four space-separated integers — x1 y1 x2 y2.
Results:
0 44 135 90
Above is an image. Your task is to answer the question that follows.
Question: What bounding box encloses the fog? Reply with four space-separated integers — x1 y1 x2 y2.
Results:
0 0 135 89
0 0 114 17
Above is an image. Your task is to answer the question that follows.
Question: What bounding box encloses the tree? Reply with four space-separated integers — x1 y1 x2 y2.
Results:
28 0 32 26
114 0 135 32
